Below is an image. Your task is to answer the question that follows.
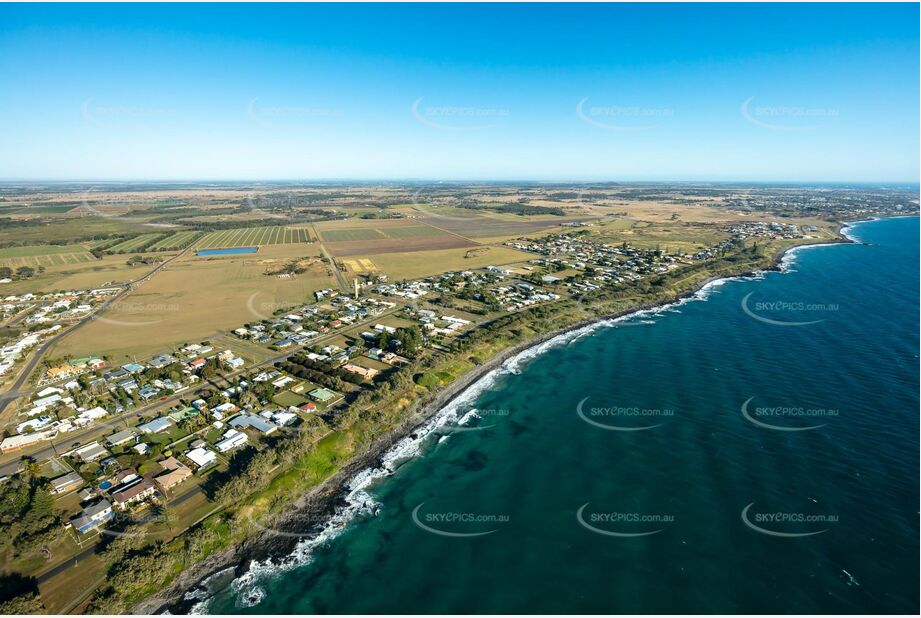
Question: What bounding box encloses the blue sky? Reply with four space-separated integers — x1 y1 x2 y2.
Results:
0 3 917 182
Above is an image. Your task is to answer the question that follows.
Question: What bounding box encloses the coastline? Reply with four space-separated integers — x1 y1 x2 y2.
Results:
135 230 860 615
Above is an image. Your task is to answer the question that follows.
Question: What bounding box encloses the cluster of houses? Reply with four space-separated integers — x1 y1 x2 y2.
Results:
232 294 395 353
1 345 253 453
0 324 63 378
0 288 119 378
722 221 807 240
506 233 688 287
51 389 325 536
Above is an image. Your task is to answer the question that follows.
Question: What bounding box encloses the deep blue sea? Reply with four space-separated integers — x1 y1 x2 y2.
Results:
201 216 919 614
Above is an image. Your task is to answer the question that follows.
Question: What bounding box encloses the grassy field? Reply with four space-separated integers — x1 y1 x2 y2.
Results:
367 244 532 279
0 255 160 294
195 226 313 249
51 248 336 361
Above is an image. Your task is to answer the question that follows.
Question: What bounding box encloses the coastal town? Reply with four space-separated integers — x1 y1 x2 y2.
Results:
0 181 915 614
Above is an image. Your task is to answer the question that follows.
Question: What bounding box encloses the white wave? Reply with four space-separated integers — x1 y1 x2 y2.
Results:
457 409 480 426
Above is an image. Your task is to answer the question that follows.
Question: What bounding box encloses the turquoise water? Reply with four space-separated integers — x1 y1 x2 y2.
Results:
197 247 258 256
204 217 919 614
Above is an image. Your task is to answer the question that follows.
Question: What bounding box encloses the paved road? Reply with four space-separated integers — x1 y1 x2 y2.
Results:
319 242 350 293
0 249 190 417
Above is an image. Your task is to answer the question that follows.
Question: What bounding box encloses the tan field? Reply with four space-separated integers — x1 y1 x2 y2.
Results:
366 244 532 280
50 244 336 361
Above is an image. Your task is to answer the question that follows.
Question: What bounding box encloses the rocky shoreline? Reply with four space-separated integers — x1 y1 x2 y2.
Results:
133 234 850 615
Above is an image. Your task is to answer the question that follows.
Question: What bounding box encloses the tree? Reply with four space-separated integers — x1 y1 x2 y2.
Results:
15 266 34 280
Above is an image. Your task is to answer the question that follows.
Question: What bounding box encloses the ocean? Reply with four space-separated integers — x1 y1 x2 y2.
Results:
198 216 919 614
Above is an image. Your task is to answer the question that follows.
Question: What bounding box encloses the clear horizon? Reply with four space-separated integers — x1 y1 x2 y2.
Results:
1 3 918 182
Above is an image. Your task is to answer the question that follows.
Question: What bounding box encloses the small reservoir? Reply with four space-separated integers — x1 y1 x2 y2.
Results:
197 247 259 256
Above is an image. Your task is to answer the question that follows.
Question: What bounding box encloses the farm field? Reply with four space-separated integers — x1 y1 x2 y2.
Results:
325 234 475 257
195 226 313 249
50 250 337 361
0 217 160 246
0 244 97 269
366 244 532 279
318 223 454 242
104 233 166 253
410 208 583 240
148 230 203 250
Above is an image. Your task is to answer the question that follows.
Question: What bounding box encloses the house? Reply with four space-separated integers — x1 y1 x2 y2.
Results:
0 431 52 453
188 358 207 371
121 363 144 374
224 357 245 370
299 402 317 413
215 428 248 453
342 363 379 379
69 499 114 534
111 478 156 509
309 387 337 403
113 468 139 484
105 429 138 447
133 442 149 455
137 417 172 434
185 446 217 469
229 414 278 435
271 375 295 389
74 441 109 463
191 398 207 410
269 410 297 426
49 471 84 495
154 457 192 492
138 386 160 401
147 354 178 368
79 406 108 421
